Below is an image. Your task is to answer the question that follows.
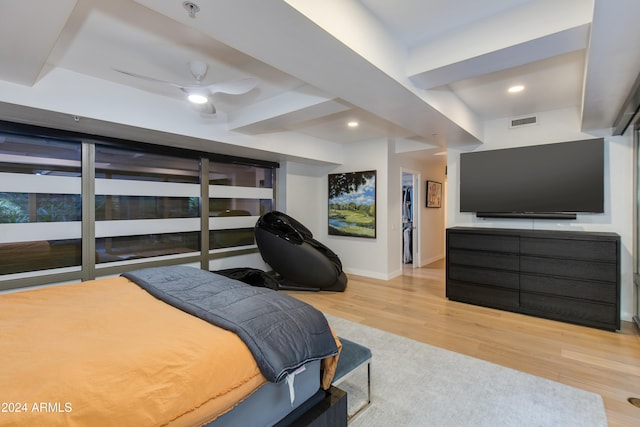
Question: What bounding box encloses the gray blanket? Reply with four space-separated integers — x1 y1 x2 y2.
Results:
123 266 338 383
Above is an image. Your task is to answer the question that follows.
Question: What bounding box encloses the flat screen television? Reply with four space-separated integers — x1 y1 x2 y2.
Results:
459 138 604 219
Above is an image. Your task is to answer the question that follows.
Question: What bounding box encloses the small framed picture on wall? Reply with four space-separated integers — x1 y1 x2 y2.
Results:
426 180 442 208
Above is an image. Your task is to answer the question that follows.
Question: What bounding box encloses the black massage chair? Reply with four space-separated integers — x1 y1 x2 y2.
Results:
254 211 347 291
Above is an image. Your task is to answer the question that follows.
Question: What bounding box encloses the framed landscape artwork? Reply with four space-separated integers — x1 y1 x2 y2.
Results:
426 180 442 208
328 170 376 238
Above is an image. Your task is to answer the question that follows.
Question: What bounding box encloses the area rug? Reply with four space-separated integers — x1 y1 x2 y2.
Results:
325 314 608 427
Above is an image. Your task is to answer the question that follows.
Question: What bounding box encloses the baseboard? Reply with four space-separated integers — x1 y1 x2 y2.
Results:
343 256 443 280
343 268 397 281
419 254 444 267
387 269 403 279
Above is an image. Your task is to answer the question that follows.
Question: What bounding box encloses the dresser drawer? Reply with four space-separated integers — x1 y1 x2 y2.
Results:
520 292 617 329
520 274 617 303
448 232 519 253
449 264 519 290
520 256 617 283
520 237 617 262
449 249 519 271
447 281 519 310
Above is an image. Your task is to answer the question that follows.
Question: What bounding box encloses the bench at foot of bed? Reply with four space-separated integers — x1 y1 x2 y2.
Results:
332 337 372 422
276 386 347 427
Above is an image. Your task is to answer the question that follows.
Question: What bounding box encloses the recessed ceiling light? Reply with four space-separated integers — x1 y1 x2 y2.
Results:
347 121 359 128
508 85 525 93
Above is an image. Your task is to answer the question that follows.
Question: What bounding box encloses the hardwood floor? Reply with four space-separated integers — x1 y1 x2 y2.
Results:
288 259 640 427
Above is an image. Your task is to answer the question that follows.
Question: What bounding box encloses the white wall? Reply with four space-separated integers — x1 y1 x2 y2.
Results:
386 141 403 278
323 139 391 279
281 138 448 281
446 107 635 321
278 160 330 234
283 139 393 279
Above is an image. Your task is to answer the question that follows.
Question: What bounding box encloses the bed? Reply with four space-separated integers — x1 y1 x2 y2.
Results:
0 266 343 427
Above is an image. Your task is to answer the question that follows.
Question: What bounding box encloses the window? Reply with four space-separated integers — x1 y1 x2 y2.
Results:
0 123 278 290
208 162 274 252
95 146 201 265
0 134 82 275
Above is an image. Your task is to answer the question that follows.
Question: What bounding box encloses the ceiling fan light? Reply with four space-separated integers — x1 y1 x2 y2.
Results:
188 93 208 104
508 85 525 93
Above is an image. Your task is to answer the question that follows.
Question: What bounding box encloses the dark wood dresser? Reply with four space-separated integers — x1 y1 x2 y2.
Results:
446 227 620 331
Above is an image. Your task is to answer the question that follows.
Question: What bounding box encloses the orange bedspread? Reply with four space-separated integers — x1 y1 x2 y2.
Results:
0 276 292 426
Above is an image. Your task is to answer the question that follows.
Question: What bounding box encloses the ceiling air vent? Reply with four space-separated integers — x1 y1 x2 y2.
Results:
509 115 538 128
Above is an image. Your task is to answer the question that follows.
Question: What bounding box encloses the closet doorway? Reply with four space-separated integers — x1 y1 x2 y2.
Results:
401 170 420 268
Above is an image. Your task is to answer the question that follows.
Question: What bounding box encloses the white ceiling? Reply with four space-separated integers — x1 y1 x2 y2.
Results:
0 0 639 162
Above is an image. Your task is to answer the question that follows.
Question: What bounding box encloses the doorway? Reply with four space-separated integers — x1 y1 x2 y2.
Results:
401 170 420 268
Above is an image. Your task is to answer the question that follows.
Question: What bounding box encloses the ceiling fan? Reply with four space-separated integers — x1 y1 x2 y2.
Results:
114 60 258 114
